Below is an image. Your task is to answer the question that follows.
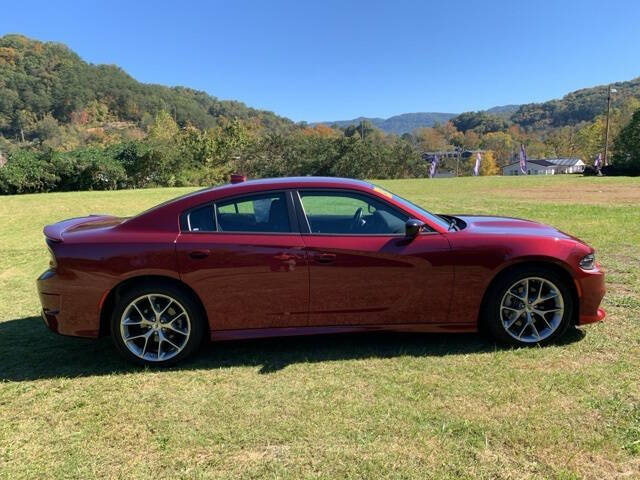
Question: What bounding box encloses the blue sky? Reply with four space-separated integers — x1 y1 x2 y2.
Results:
1 0 639 122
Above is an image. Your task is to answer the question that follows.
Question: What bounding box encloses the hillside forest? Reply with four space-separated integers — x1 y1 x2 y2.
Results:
1 34 639 194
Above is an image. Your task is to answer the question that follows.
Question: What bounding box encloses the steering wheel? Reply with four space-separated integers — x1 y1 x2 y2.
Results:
349 207 364 232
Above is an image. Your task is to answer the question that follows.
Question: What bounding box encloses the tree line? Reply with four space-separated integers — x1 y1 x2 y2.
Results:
1 34 640 195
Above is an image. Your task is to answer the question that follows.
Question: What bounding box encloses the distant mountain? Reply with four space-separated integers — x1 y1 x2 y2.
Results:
316 112 457 135
485 104 520 118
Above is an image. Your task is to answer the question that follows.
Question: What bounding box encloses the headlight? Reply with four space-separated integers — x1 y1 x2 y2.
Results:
579 253 596 270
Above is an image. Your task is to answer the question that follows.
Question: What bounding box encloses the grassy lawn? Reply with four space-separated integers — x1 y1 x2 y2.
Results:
0 175 639 479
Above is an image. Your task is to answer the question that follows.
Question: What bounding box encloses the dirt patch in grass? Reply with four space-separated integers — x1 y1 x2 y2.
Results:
490 183 640 205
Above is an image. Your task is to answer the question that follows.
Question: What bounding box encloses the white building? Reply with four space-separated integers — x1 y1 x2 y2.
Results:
546 158 585 173
502 159 557 175
501 158 585 176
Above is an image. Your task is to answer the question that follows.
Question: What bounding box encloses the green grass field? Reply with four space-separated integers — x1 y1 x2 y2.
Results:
1 176 639 479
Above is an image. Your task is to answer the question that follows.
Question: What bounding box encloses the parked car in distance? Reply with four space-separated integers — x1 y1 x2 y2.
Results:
37 176 606 366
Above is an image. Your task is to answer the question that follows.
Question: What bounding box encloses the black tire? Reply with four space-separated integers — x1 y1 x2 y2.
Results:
110 282 205 366
483 266 574 347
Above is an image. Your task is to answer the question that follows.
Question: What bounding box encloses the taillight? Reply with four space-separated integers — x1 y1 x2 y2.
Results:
47 245 57 269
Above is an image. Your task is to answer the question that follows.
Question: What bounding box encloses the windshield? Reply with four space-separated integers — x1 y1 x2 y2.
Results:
391 195 450 229
368 183 450 229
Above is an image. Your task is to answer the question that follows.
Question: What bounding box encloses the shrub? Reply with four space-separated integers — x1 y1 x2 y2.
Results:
0 150 59 194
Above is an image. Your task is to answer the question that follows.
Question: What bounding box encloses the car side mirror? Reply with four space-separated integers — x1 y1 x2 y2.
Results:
405 218 425 238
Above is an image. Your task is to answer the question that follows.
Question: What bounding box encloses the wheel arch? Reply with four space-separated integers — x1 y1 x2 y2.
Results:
478 258 580 330
99 275 209 337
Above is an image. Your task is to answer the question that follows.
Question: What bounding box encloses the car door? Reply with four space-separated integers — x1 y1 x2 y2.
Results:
295 189 453 326
176 190 309 331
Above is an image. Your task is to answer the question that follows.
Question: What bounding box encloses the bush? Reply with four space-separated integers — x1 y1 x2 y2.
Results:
0 150 59 194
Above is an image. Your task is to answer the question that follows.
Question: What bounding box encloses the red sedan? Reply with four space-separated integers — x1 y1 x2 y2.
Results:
37 176 606 366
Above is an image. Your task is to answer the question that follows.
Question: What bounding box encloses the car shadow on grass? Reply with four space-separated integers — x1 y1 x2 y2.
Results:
0 316 586 381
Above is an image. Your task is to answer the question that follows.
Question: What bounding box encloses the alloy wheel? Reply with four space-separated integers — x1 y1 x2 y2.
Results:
120 294 191 362
499 276 565 343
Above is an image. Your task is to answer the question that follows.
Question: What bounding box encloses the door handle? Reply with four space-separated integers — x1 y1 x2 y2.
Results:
313 253 336 264
188 249 210 259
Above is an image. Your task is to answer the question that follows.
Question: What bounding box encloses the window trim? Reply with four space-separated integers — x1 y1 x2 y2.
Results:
294 188 433 237
179 189 300 235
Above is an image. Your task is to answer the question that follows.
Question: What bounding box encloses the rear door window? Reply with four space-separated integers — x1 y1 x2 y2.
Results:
187 204 215 232
216 192 292 233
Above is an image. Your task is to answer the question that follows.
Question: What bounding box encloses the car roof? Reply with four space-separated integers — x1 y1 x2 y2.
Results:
212 176 374 191
123 177 383 232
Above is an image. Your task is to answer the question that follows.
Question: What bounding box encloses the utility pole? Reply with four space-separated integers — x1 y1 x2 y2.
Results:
603 84 616 166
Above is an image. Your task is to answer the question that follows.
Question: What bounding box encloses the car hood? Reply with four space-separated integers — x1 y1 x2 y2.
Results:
454 215 578 241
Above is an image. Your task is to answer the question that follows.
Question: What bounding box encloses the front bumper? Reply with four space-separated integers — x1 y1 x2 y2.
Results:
575 266 606 326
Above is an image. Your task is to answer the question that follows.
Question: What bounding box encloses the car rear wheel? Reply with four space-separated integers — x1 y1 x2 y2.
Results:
484 267 573 346
110 283 205 366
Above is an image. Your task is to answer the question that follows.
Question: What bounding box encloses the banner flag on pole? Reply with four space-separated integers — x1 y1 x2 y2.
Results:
519 144 527 175
594 153 601 169
429 155 438 179
473 152 481 176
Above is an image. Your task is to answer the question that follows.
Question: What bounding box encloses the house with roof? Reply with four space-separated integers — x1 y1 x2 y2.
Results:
546 158 585 173
501 158 585 176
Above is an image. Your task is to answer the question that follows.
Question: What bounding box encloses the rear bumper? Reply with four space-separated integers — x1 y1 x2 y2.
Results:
36 269 101 338
575 267 606 326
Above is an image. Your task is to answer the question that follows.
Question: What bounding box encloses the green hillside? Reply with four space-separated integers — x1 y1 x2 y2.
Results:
511 77 640 130
0 34 293 140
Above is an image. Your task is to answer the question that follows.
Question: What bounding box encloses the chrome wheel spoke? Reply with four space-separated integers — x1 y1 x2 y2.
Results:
530 321 541 340
122 317 143 326
141 332 151 356
507 291 526 302
147 295 161 315
504 313 522 329
535 312 553 330
132 303 149 322
502 306 522 313
165 311 185 325
534 292 557 305
165 324 188 335
158 300 174 318
159 331 181 351
517 319 529 339
125 331 152 342
534 308 561 314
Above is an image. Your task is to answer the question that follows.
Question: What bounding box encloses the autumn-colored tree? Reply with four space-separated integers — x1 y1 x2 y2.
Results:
414 127 448 152
575 116 605 162
148 110 179 142
434 121 459 143
463 130 481 149
301 124 339 138
481 131 514 166
544 126 579 158
479 151 499 176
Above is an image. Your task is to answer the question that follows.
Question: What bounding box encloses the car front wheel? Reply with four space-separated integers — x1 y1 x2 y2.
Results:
110 283 205 366
484 267 574 346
